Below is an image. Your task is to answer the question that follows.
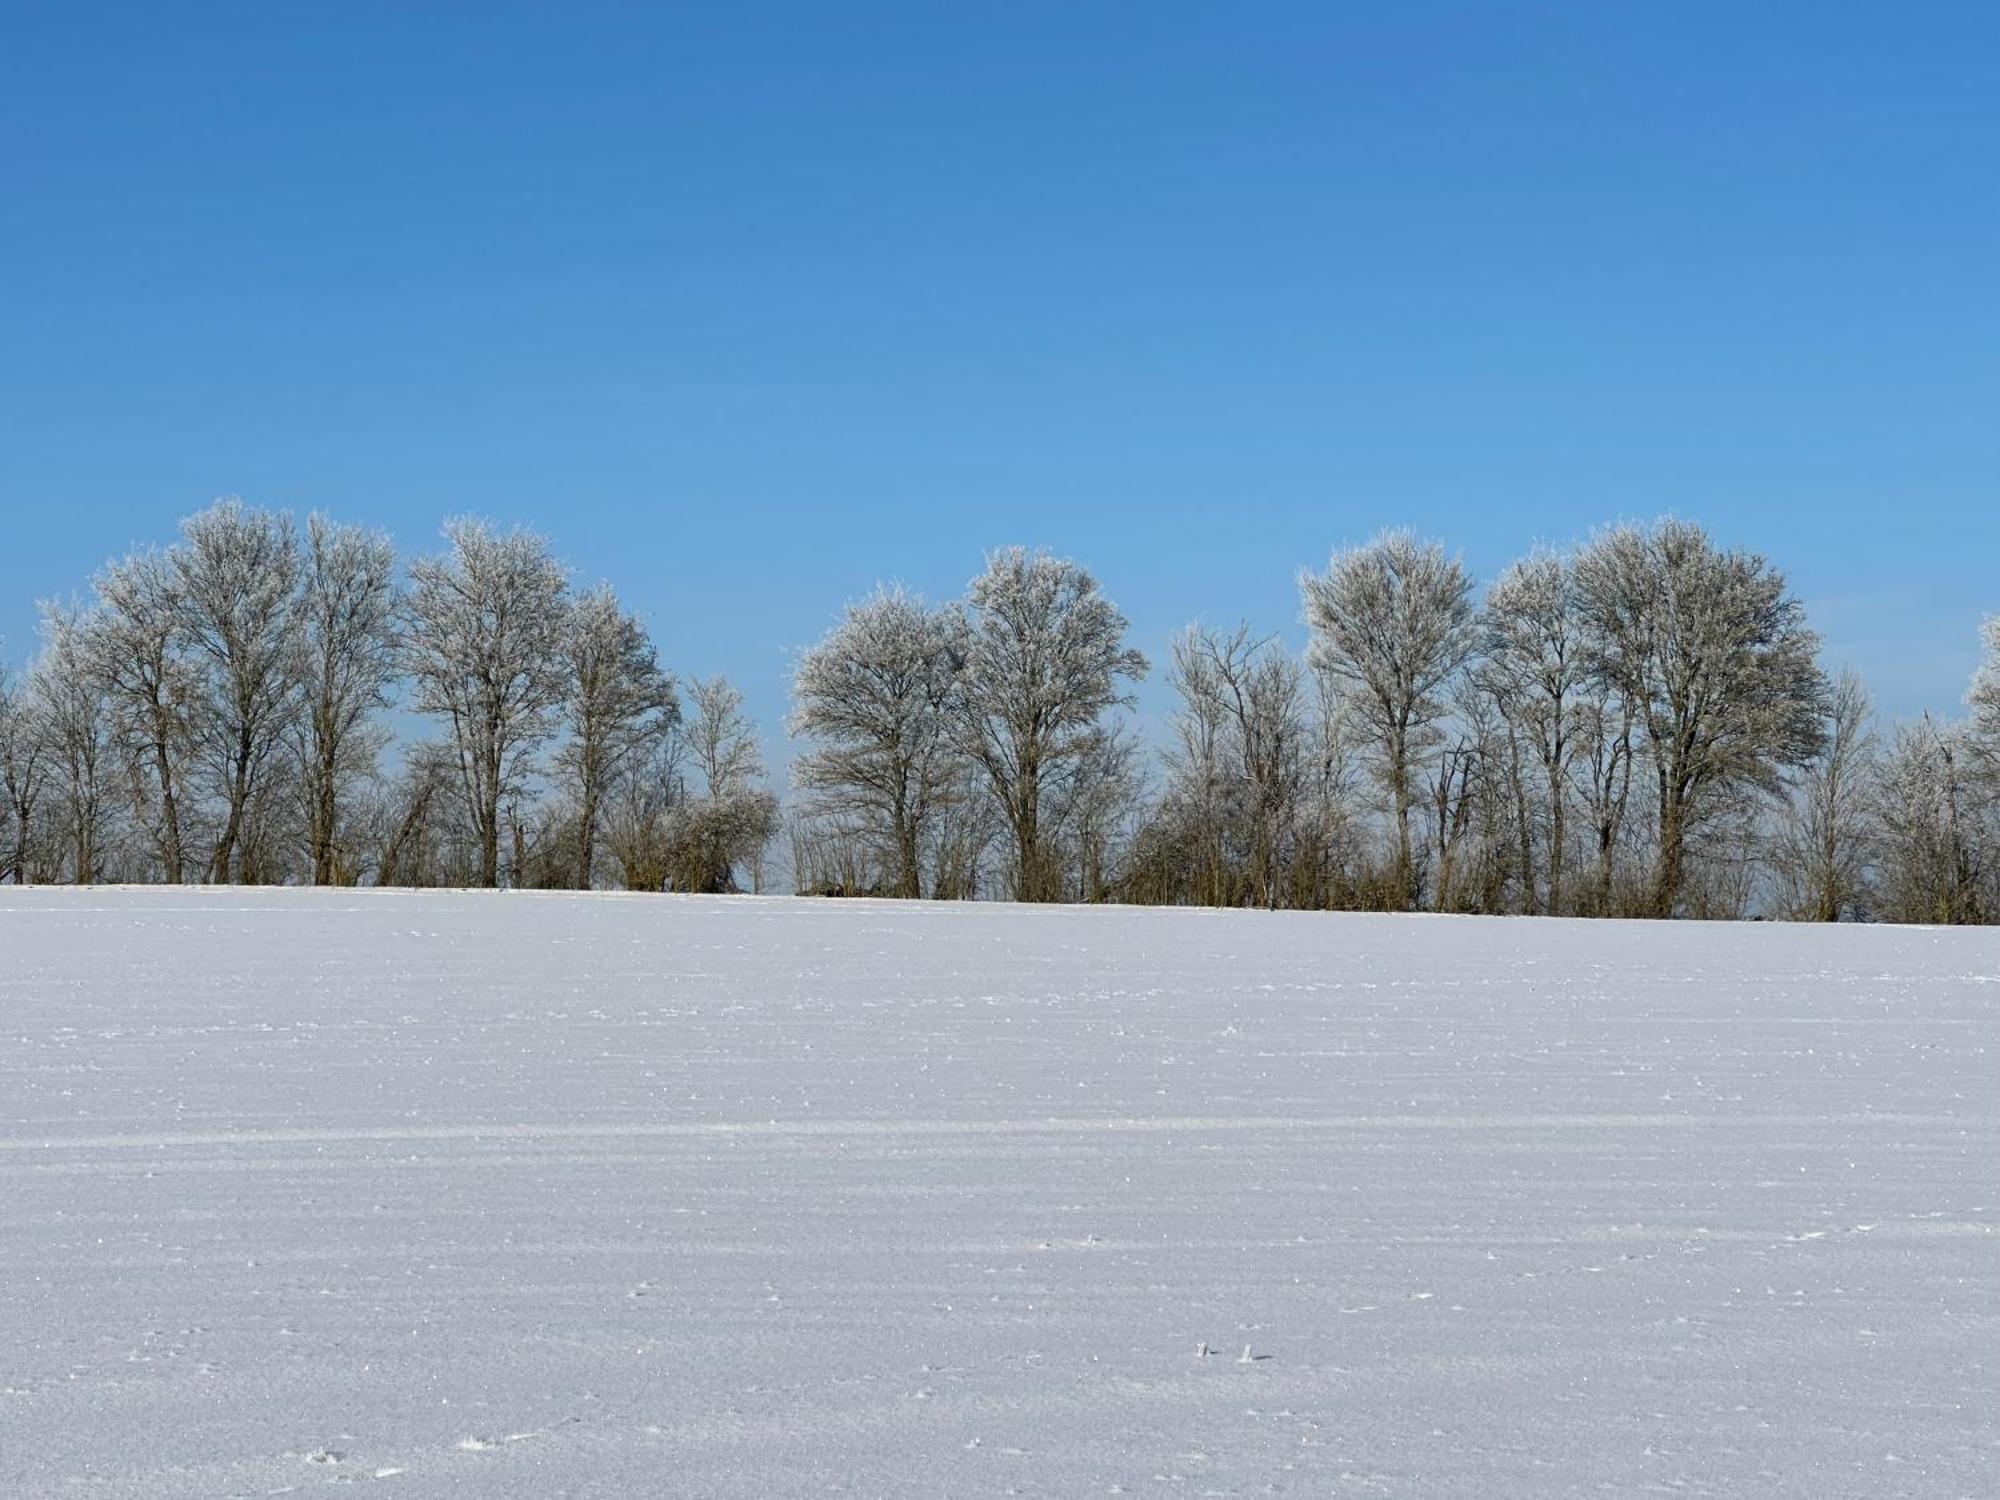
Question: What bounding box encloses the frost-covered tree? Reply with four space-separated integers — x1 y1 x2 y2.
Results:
666 675 779 893
1968 616 2000 785
89 548 203 882
403 518 570 888
1300 531 1475 909
790 586 963 898
786 807 876 898
173 500 302 883
1423 684 1504 913
0 662 50 884
1152 625 1309 908
1300 668 1367 908
1048 721 1146 901
1154 629 1234 906
556 583 677 889
372 741 471 889
1575 520 1829 917
293 515 400 885
29 604 116 884
1873 715 1988 924
602 734 688 894
1221 637 1310 908
1868 624 2000 926
2 502 1978 920
954 549 1147 903
1768 670 1877 921
1568 691 1639 915
1478 550 1588 913
922 761 996 901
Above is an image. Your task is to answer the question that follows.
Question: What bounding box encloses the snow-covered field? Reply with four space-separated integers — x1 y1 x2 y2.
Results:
1 889 1994 1497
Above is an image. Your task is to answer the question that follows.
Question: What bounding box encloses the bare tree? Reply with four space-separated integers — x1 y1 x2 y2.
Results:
90 548 203 882
403 518 570 887
1301 531 1476 909
173 500 302 882
557 583 677 889
954 548 1147 903
1575 520 1828 917
1768 670 1877 921
789 586 963 898
293 515 400 885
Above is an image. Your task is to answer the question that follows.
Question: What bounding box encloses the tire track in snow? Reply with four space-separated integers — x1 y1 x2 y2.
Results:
0 1109 1959 1153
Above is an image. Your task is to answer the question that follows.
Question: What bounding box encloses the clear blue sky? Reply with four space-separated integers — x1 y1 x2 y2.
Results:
4 2 1995 748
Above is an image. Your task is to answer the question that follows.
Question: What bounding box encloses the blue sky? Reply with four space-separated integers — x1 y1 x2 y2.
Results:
4 2 1995 747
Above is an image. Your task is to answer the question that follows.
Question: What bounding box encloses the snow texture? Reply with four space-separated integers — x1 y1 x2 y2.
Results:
1 887 1994 1496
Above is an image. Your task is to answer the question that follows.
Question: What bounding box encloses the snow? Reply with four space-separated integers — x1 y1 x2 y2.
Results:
1 888 1995 1497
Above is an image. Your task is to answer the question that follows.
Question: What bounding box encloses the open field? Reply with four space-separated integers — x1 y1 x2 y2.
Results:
1 888 1995 1497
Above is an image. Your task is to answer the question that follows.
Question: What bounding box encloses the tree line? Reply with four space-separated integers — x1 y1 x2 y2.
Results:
2 500 1996 922
1 507 776 895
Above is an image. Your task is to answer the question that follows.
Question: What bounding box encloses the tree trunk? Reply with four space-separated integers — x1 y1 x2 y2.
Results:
310 784 335 885
476 737 502 888
895 819 921 900
1509 750 1536 915
212 722 255 883
152 735 185 884
577 777 599 890
1012 762 1043 902
1391 771 1414 911
307 730 339 885
1653 794 1686 918
1546 787 1565 917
